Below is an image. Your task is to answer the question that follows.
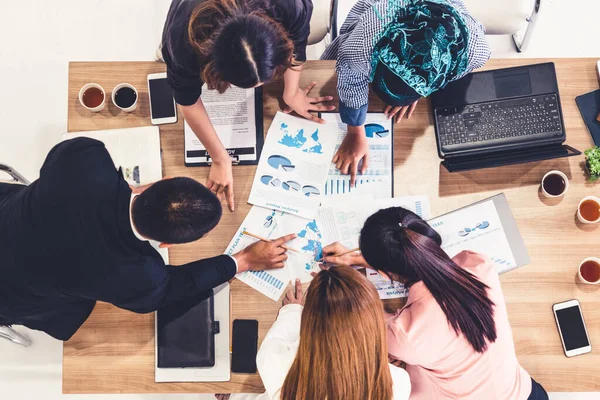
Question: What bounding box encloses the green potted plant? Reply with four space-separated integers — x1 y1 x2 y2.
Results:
584 146 600 182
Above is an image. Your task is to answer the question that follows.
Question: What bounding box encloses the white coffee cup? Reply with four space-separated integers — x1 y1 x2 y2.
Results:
541 170 569 198
111 83 138 112
78 83 106 112
578 257 600 285
577 196 600 224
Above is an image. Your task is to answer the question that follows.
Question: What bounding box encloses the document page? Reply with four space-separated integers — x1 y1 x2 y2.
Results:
248 112 337 219
429 199 517 273
320 113 393 198
185 85 257 162
225 206 325 301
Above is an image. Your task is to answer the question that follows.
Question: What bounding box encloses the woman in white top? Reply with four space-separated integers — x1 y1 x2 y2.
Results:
221 267 411 400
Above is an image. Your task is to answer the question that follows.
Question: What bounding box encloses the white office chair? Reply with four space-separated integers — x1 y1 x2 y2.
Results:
308 0 335 46
0 163 33 347
328 0 541 53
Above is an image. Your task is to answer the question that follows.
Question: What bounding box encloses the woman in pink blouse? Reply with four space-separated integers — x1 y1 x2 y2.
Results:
323 207 549 400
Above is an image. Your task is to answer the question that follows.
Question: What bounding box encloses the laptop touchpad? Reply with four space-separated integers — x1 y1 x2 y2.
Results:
493 70 532 98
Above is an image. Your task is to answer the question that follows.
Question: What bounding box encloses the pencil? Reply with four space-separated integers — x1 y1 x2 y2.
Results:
242 231 300 253
319 247 360 262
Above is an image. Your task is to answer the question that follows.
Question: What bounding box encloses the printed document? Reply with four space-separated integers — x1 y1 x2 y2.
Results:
185 85 258 163
224 206 325 301
248 112 337 219
429 199 517 273
320 113 393 198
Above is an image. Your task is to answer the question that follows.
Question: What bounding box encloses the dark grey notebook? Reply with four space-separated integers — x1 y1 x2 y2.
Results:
157 291 217 368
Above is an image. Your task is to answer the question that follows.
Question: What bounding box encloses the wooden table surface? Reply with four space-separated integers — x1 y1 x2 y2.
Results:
64 59 600 393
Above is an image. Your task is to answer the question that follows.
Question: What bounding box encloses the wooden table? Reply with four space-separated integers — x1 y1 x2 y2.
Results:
64 59 600 393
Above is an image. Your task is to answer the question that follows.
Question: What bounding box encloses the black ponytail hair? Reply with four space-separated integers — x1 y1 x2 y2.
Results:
359 207 497 353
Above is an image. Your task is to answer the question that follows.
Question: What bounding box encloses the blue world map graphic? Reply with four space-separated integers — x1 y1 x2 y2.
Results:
297 220 323 271
278 123 323 154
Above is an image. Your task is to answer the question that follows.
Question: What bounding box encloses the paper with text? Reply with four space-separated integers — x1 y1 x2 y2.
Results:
185 85 257 163
321 113 393 198
248 113 337 219
429 199 517 273
225 206 325 301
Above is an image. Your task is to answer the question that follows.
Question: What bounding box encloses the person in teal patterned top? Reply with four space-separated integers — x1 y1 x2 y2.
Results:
322 0 490 186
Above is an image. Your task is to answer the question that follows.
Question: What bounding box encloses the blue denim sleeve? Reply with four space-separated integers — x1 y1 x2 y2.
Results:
339 101 368 126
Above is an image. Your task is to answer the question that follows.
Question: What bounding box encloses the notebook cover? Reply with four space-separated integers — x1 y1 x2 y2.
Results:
157 291 216 368
575 89 600 146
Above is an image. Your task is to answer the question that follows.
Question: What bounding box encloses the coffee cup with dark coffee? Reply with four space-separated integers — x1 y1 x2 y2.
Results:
541 170 568 198
79 83 106 112
112 83 138 112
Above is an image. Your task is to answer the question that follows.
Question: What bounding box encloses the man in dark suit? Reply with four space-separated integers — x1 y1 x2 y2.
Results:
0 138 293 341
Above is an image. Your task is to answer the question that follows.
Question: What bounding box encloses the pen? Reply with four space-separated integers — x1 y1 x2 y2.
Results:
242 231 300 253
319 247 361 262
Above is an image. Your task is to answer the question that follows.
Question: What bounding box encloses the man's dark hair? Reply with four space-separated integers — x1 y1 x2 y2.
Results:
131 178 222 244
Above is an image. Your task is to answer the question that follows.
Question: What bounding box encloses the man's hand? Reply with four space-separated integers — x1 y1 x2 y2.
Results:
384 100 419 123
233 234 297 273
283 279 304 307
333 125 369 187
322 242 368 268
283 82 335 124
206 158 235 212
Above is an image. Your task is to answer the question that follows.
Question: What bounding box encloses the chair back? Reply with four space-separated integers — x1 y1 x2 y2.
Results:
308 0 333 45
0 164 30 185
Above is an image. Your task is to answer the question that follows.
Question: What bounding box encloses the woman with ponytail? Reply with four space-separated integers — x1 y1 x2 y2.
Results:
161 0 334 212
322 207 549 400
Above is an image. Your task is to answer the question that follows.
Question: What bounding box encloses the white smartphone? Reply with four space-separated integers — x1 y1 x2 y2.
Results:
147 72 177 125
553 299 591 357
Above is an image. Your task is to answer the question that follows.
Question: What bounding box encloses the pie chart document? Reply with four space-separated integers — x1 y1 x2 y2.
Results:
249 112 338 219
320 113 394 198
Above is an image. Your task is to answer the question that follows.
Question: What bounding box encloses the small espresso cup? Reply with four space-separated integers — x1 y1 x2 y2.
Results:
577 196 600 224
79 83 106 112
578 257 600 285
112 83 138 112
541 170 569 198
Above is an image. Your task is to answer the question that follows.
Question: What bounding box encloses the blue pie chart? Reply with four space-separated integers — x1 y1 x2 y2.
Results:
282 181 300 191
302 185 320 197
268 155 295 171
365 123 390 138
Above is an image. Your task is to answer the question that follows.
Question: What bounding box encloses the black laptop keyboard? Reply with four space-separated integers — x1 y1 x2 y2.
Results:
435 94 564 149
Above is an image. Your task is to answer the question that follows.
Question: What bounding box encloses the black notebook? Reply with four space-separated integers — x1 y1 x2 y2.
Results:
575 89 600 146
157 291 218 368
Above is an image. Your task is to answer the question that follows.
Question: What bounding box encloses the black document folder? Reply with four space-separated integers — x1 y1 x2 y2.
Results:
575 89 600 147
157 291 218 368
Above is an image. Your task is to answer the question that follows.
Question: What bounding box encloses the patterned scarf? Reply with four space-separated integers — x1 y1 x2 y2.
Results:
370 0 470 106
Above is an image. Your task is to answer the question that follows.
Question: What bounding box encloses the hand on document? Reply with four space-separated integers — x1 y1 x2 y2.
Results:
233 233 297 273
207 159 235 212
283 81 335 124
383 100 419 123
333 125 369 187
321 242 367 268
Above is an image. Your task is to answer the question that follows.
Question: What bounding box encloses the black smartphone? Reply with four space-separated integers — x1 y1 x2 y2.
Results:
231 319 259 373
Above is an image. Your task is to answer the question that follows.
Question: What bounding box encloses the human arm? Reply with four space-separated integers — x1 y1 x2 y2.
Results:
180 100 235 211
256 280 304 399
321 242 369 268
282 67 335 124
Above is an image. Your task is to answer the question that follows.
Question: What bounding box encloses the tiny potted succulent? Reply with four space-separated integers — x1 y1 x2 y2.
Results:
584 146 600 182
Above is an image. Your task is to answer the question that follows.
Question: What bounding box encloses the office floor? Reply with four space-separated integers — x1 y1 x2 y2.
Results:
0 0 598 399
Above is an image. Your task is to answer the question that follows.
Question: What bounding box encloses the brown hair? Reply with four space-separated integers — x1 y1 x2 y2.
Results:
187 0 297 93
281 267 395 400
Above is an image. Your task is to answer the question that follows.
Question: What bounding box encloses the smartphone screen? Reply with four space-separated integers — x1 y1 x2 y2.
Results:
556 305 590 351
231 319 259 373
148 78 176 119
